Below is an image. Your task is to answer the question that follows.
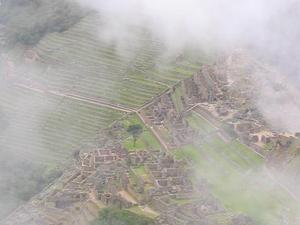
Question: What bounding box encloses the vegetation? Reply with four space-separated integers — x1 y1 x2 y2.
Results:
122 115 160 151
0 1 208 218
171 84 184 113
132 165 151 183
0 160 61 201
185 112 216 135
0 86 124 163
0 0 86 47
91 208 155 225
0 157 62 218
0 86 124 217
17 13 208 109
176 113 300 225
127 124 143 147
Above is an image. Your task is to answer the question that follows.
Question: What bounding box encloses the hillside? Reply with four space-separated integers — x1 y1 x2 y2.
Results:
0 3 210 219
2 51 300 225
1 1 300 225
0 0 85 47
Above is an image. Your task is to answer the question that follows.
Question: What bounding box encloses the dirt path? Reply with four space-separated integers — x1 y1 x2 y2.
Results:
192 110 219 130
118 191 138 205
136 111 169 151
137 88 170 112
15 82 134 113
138 205 159 217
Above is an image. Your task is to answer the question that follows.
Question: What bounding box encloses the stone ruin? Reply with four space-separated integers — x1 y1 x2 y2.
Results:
145 154 194 199
183 65 226 105
145 93 195 148
143 58 250 149
128 150 153 166
77 146 128 173
154 195 226 225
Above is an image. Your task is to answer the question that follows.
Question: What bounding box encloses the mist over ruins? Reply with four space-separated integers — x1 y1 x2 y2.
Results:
0 0 300 225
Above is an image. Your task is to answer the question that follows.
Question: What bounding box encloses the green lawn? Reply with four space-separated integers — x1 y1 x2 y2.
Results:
127 206 159 220
132 165 152 184
122 115 161 151
185 112 216 135
171 84 184 113
91 208 155 225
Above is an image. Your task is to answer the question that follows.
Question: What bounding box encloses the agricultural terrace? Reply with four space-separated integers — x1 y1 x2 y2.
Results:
174 111 300 225
171 83 185 113
0 85 124 165
18 14 208 109
0 10 209 217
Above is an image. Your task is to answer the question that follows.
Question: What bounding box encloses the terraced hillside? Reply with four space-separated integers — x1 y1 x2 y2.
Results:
0 85 124 164
11 13 208 109
0 9 211 218
0 10 210 180
0 83 125 217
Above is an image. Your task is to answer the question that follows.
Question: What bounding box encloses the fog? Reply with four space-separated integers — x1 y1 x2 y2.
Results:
75 0 300 223
78 0 300 132
1 0 300 224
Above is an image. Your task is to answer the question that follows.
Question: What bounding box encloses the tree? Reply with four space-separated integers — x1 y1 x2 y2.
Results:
127 124 143 147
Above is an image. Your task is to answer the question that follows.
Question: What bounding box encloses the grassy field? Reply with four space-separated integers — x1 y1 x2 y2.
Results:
173 112 300 225
170 83 184 113
91 207 155 225
122 115 161 151
185 111 216 136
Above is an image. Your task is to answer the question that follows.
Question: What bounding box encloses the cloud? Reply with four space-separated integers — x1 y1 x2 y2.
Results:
78 0 300 132
77 0 295 51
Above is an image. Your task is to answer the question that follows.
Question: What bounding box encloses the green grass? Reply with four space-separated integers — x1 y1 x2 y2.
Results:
127 206 159 220
18 14 209 109
122 115 161 151
2 7 211 220
132 165 152 184
170 198 195 206
174 115 300 225
171 84 184 112
0 85 125 218
174 144 202 161
185 112 216 135
0 86 124 165
91 208 155 225
175 143 300 225
124 137 147 151
132 166 147 176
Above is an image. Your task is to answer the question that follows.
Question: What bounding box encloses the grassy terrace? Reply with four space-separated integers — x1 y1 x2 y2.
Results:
0 85 124 165
91 207 155 225
18 14 206 109
171 83 184 113
174 112 300 225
